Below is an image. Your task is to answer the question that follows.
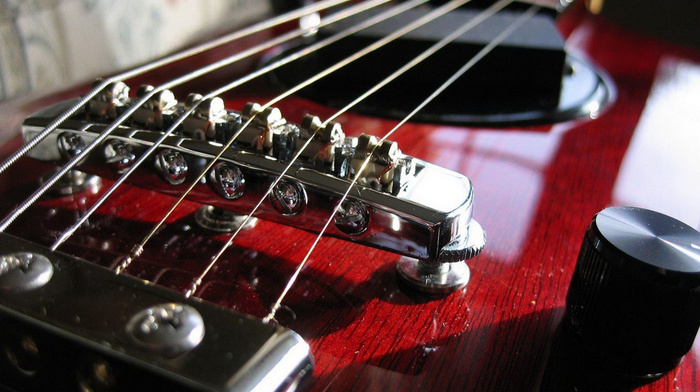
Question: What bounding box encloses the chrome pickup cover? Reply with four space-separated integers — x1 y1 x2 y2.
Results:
0 233 311 392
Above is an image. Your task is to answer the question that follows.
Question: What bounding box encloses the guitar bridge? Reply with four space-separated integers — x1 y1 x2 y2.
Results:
22 84 485 293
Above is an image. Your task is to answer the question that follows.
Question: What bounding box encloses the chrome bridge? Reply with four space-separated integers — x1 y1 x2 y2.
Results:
22 82 485 293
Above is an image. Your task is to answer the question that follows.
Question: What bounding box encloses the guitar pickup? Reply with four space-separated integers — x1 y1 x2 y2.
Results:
0 233 312 392
22 87 485 292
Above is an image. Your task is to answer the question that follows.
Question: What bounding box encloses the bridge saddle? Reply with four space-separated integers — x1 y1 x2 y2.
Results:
22 81 485 293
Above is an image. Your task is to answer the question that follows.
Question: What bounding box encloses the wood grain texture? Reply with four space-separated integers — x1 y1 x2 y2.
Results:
0 3 698 391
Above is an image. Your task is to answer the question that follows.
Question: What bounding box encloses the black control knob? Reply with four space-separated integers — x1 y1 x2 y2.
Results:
565 206 700 378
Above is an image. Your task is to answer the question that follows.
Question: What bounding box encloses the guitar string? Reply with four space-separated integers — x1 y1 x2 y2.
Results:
0 0 392 233
50 0 418 251
264 4 541 323
0 0 350 177
110 0 473 276
183 0 514 298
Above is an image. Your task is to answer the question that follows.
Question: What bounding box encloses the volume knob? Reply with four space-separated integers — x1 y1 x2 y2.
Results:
565 206 700 377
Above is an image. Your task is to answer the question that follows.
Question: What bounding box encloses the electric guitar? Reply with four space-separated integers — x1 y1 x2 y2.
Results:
0 1 698 391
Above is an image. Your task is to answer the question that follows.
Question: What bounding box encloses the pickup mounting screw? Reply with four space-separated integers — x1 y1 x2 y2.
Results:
0 252 53 292
126 303 205 358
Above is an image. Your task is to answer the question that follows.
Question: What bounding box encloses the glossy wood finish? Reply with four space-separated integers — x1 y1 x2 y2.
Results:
0 4 699 391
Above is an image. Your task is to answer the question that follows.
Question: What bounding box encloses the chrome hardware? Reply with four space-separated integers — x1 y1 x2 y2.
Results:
195 205 257 233
4 334 40 377
94 80 130 104
334 137 358 178
352 134 402 191
103 140 136 173
358 134 398 165
272 123 301 161
258 108 284 150
39 167 102 196
126 303 205 358
147 89 178 112
437 219 486 263
209 162 245 200
241 102 263 122
135 85 153 98
24 99 484 273
0 252 53 292
184 93 204 110
397 256 471 294
317 123 344 165
243 102 283 128
132 85 178 129
182 96 228 141
270 181 306 216
197 97 226 140
239 102 287 151
53 133 102 195
397 220 485 294
334 200 370 235
319 121 343 144
88 80 130 119
300 114 323 134
196 97 226 120
299 115 345 165
154 149 188 185
0 233 313 391
76 356 116 392
57 132 86 161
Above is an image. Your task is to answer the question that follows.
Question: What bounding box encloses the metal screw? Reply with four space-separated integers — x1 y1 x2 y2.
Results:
154 149 188 185
57 133 86 161
397 257 470 295
4 335 40 377
334 200 370 235
269 181 306 216
104 140 136 173
76 356 116 392
0 252 53 292
39 168 101 196
209 162 245 200
194 205 258 233
126 303 205 358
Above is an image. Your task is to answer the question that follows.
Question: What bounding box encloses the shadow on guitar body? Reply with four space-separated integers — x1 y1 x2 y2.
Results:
540 322 667 392
310 308 560 391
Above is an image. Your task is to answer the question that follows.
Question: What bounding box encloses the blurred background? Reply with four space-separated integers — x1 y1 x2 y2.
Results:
0 0 271 101
1 0 697 102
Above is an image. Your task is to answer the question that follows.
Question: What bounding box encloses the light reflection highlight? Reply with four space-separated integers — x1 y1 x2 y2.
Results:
612 58 700 230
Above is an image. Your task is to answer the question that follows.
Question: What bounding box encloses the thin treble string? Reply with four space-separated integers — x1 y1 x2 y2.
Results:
50 0 406 251
0 0 389 234
112 0 471 278
0 0 351 177
184 0 514 298
264 4 542 323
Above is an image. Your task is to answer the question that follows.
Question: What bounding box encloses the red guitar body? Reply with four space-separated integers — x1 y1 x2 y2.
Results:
0 3 698 391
